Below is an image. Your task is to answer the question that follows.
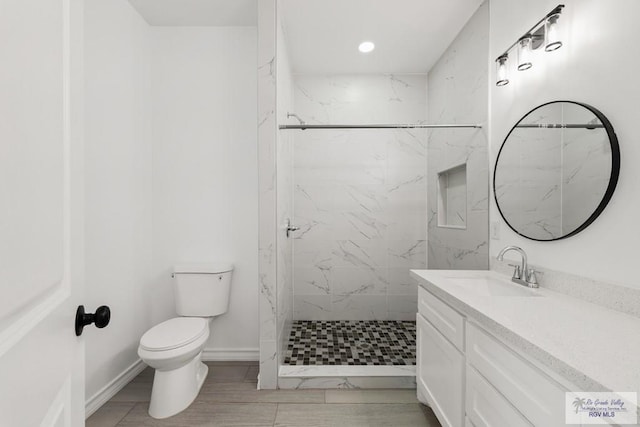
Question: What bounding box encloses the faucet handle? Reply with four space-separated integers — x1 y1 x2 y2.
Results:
508 264 522 279
526 268 538 286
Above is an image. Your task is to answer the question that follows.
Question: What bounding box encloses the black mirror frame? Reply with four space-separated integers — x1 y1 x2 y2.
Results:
493 100 620 242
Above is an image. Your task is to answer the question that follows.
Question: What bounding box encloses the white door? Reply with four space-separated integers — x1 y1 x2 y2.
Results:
0 0 85 425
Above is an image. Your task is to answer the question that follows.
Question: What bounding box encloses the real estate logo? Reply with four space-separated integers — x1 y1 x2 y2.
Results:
565 392 638 425
572 396 587 413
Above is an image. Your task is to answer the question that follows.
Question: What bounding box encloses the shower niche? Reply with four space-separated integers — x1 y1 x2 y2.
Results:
437 163 468 229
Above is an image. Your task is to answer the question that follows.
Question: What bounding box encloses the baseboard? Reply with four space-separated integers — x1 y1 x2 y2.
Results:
201 347 259 361
85 358 146 419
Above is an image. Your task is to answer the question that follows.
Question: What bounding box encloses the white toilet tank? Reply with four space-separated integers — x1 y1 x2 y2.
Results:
173 263 233 317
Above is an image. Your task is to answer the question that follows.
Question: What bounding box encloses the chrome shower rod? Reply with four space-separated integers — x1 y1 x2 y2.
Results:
279 123 482 130
516 123 604 129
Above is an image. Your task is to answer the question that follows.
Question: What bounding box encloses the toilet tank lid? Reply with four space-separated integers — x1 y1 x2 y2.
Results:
173 263 234 274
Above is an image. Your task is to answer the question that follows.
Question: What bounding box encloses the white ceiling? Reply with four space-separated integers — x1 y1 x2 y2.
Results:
128 0 257 26
280 0 484 74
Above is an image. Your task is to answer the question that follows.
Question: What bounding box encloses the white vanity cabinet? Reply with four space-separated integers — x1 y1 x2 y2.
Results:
417 286 571 427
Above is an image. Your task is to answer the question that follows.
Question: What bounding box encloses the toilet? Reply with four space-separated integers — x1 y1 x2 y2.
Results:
138 263 233 419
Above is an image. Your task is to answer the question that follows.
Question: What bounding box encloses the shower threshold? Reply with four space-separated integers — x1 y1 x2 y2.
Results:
279 364 415 377
278 362 416 390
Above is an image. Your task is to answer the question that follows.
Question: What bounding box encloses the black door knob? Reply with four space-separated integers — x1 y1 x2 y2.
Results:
75 305 111 336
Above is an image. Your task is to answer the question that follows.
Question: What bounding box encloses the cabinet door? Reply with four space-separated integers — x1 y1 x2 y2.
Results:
466 323 568 426
417 313 464 427
466 366 532 427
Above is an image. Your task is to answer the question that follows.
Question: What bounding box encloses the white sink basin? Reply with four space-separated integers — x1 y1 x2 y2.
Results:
445 276 544 297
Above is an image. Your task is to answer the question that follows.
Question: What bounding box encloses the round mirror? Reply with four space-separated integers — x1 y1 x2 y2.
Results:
494 101 620 241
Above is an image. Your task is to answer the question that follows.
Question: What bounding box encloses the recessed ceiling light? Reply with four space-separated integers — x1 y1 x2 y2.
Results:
358 41 375 53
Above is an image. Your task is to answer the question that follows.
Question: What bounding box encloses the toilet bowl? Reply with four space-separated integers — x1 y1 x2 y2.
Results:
138 317 210 419
138 263 233 419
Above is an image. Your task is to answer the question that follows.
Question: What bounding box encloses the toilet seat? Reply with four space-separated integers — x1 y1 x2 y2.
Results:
140 317 208 351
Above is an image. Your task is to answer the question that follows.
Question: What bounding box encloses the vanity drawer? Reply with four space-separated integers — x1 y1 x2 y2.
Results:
418 287 465 351
466 323 567 427
466 366 532 427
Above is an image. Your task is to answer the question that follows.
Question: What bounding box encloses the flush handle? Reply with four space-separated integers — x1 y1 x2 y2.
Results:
75 305 111 336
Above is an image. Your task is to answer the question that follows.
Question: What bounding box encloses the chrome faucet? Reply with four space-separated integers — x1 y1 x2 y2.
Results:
496 246 538 288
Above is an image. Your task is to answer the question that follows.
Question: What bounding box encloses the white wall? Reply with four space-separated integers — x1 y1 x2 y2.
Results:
150 27 259 354
84 0 154 400
85 4 259 403
490 0 640 289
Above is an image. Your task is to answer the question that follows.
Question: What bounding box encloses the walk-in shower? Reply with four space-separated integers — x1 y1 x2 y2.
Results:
258 0 489 389
278 117 480 372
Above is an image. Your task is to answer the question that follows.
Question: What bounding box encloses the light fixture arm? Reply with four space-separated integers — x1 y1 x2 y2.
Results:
495 4 564 61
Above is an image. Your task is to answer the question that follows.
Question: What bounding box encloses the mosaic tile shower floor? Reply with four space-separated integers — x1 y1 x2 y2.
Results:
283 320 416 366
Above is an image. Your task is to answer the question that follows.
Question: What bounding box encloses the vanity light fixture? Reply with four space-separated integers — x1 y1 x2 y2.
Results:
358 41 375 53
495 4 564 86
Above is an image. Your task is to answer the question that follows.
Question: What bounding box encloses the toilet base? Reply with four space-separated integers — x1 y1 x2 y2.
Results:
148 351 208 419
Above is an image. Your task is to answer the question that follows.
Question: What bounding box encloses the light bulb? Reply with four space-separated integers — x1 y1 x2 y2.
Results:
517 36 533 71
496 54 509 86
545 13 562 51
358 41 375 53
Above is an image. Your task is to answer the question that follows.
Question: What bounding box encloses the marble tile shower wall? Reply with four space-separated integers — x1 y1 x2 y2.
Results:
427 3 489 270
257 0 278 389
291 75 428 321
276 20 294 366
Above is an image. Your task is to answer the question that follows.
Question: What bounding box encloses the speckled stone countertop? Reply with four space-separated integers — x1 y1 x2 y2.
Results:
411 269 640 394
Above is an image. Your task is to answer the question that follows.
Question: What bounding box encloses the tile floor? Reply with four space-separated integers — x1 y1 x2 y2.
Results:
87 361 440 426
284 320 416 366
